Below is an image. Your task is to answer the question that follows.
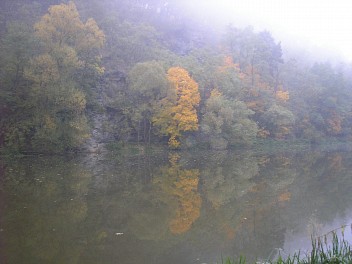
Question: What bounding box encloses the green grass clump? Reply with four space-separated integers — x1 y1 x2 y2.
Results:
221 232 352 264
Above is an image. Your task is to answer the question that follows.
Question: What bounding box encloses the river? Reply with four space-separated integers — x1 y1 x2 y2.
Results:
1 147 352 263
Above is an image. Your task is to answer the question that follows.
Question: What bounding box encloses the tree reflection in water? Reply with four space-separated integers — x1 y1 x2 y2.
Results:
153 153 201 234
2 149 352 263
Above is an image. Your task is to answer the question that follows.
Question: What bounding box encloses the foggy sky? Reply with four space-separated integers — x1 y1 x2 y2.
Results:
181 0 352 62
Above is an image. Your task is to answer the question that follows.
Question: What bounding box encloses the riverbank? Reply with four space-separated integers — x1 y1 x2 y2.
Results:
221 233 352 264
2 138 352 158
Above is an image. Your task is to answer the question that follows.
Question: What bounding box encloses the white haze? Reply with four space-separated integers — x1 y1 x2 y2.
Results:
180 0 352 62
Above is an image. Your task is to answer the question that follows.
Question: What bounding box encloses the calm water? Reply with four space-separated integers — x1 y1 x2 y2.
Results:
1 148 352 263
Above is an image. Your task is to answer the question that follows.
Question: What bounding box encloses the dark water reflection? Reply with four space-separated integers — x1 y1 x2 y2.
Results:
1 149 352 263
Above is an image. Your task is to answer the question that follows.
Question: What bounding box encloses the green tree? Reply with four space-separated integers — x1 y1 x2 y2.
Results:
126 61 168 144
33 1 105 101
214 56 244 100
262 104 295 139
202 89 258 149
224 26 283 89
24 1 105 152
0 22 38 151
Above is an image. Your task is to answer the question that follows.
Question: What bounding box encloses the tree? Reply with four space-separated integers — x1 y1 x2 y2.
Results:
23 1 105 152
0 22 37 151
126 61 168 143
224 26 283 90
153 67 200 148
262 104 295 139
202 89 258 149
34 1 105 100
214 56 244 100
153 153 201 234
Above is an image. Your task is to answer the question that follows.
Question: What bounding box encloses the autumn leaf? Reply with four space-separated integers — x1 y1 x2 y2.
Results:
153 67 200 148
276 90 289 102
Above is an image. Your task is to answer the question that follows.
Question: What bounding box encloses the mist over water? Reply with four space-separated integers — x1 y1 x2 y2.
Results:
1 2 352 262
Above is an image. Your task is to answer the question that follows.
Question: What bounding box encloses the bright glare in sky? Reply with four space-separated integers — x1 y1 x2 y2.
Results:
186 0 352 61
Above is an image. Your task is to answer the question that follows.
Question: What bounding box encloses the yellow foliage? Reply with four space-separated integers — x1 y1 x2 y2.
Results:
218 56 241 73
276 90 290 102
278 191 291 202
153 67 200 148
210 88 222 98
280 126 291 135
169 153 181 165
223 224 237 240
327 111 342 134
242 65 271 91
246 100 264 112
153 155 201 235
224 56 234 67
217 56 245 83
25 54 60 86
238 71 246 80
168 135 180 149
34 1 105 72
275 126 292 139
249 182 267 193
79 18 106 51
67 89 86 112
167 67 200 109
34 2 84 47
257 128 270 138
169 169 201 234
257 80 270 91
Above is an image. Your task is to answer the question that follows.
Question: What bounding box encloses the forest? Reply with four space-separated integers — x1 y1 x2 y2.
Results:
1 0 352 153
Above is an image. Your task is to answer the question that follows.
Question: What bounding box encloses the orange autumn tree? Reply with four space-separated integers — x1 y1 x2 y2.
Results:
276 90 290 102
153 67 200 148
326 110 342 135
153 153 201 234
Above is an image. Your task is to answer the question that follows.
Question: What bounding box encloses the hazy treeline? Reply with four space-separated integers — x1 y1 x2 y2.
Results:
1 0 352 152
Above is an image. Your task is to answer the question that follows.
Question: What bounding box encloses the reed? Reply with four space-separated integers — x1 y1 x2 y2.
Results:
221 231 352 264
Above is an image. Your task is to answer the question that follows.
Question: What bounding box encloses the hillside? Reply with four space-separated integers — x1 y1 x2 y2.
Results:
1 0 352 153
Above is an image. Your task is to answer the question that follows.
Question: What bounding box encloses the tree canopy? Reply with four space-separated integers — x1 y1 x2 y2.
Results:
1 0 352 152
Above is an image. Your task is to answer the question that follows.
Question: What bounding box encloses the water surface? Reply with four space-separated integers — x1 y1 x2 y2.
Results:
1 148 352 263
